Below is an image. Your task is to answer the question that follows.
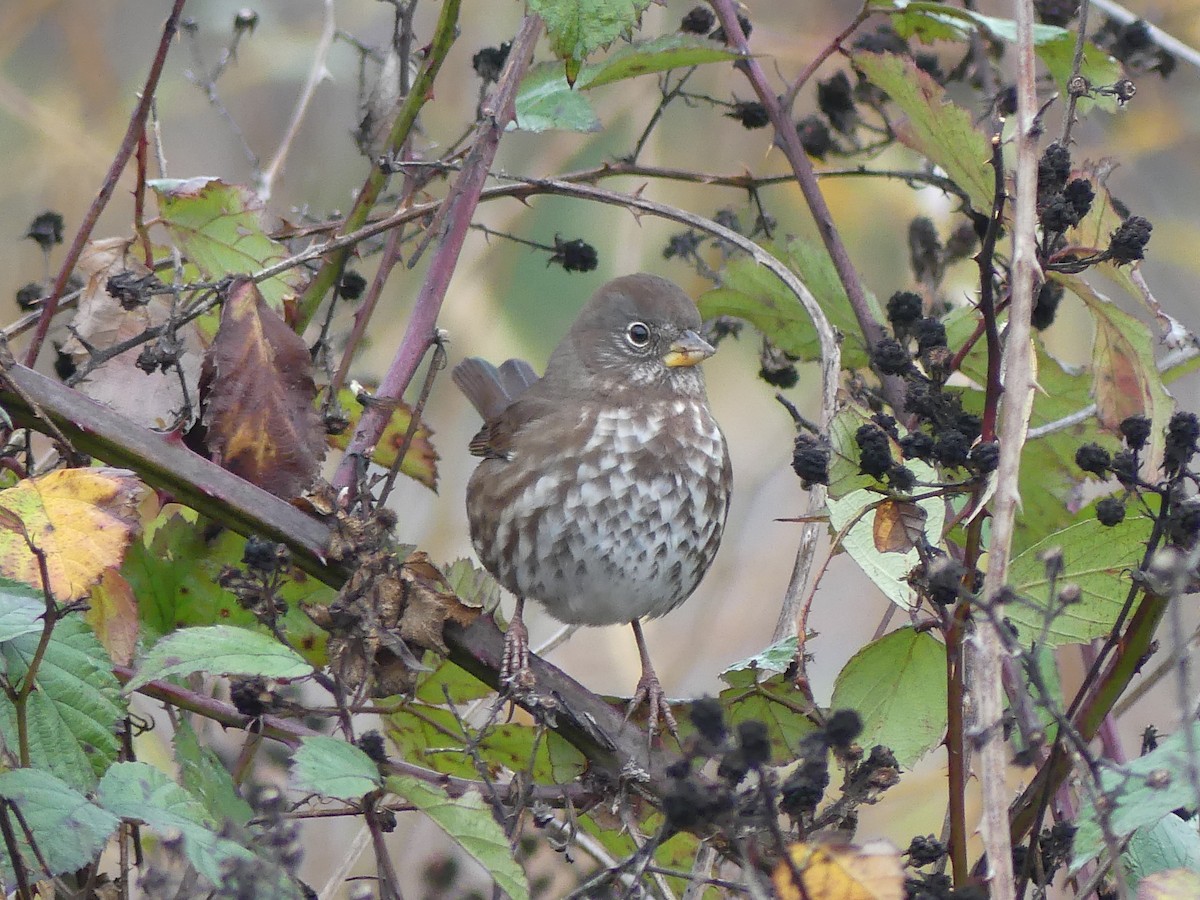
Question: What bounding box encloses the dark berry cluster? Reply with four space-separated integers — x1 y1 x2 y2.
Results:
25 211 64 252
1036 143 1095 239
548 236 598 273
1093 17 1175 78
1012 821 1076 888
471 43 511 83
726 100 770 130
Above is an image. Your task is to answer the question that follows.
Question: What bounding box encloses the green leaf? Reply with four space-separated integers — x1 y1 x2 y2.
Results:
126 512 330 659
291 735 382 800
698 236 876 368
1121 814 1200 893
826 463 944 610
1073 723 1200 870
0 581 44 643
514 63 601 132
0 768 119 882
125 624 313 692
97 761 297 891
853 51 994 212
386 775 530 900
149 177 305 309
174 718 253 828
885 3 1120 114
0 615 125 790
529 0 653 85
717 668 819 759
831 627 947 767
415 659 496 705
724 636 799 678
576 33 740 89
1007 514 1151 647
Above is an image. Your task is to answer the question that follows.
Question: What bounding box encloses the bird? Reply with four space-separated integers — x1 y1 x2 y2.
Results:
452 273 731 737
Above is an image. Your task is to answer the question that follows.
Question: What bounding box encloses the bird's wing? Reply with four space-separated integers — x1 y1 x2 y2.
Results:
466 392 559 460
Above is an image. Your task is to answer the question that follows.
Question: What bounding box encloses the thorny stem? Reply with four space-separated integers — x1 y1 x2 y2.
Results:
24 0 187 369
708 0 907 418
294 0 463 327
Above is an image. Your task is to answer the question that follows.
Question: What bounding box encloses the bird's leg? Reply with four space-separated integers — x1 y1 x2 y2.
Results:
501 597 534 689
626 619 679 741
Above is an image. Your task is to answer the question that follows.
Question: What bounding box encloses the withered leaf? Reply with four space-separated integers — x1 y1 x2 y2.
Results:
873 500 927 554
203 277 325 499
774 839 904 900
326 386 439 491
398 551 482 654
61 237 207 430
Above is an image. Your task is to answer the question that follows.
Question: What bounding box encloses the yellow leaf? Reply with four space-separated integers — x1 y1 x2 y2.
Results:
84 568 140 665
0 468 146 601
774 840 904 900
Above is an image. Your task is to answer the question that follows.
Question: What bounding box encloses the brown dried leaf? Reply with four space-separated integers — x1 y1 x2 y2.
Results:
873 500 927 554
61 237 207 429
203 277 325 498
398 551 482 654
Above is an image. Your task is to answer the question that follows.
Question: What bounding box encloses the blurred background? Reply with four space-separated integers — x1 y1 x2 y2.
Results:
4 0 1200 894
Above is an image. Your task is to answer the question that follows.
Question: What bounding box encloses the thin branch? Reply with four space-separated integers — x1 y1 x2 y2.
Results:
258 0 336 199
24 0 187 369
332 14 543 493
1088 0 1200 73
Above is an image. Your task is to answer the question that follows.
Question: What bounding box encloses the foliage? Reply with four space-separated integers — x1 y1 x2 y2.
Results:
0 0 1196 897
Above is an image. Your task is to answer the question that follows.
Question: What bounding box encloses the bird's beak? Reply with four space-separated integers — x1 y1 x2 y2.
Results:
663 330 716 368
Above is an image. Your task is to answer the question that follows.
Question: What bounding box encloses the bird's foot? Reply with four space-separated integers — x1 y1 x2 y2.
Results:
500 608 534 691
626 668 680 744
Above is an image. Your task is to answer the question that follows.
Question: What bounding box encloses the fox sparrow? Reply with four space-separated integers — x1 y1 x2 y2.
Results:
453 274 731 737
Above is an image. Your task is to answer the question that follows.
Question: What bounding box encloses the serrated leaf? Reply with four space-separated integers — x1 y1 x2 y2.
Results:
853 51 993 213
1072 723 1200 871
530 0 652 85
291 735 382 800
203 278 325 500
0 582 44 642
97 761 301 894
0 768 119 882
327 386 438 490
0 614 125 790
831 627 947 767
886 4 1120 114
716 668 819 759
827 465 944 610
386 775 530 900
124 624 313 692
1122 814 1200 894
149 177 305 309
1007 511 1152 647
126 511 330 657
515 63 601 133
724 636 800 678
174 718 253 828
0 467 145 602
576 33 740 89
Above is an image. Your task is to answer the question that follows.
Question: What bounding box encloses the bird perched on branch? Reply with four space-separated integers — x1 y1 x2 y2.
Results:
453 273 731 738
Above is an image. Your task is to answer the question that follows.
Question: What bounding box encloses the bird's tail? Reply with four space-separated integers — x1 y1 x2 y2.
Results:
452 357 538 420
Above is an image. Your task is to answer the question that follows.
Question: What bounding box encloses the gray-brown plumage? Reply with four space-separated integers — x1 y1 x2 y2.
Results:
453 274 731 737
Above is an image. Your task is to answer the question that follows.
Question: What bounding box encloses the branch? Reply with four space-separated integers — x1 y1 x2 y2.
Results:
970 0 1040 893
332 14 543 492
24 0 187 369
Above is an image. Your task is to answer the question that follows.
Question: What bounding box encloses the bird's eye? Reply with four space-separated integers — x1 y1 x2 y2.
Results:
625 321 651 347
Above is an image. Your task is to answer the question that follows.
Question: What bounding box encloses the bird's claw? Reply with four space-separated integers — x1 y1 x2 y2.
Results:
626 669 679 745
501 615 535 691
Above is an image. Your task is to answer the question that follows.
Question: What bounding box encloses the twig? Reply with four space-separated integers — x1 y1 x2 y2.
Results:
332 14 543 493
1088 0 1200 73
258 0 336 199
24 0 187 369
780 3 872 112
968 1 1040 894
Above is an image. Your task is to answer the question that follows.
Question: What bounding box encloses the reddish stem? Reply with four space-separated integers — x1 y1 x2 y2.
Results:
24 0 187 368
